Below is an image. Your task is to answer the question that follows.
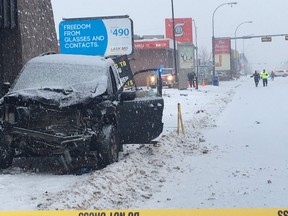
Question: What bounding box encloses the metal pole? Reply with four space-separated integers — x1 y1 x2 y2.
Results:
234 21 252 74
212 2 237 85
157 68 162 96
234 21 253 56
0 31 3 97
171 0 178 83
212 8 216 84
193 19 199 89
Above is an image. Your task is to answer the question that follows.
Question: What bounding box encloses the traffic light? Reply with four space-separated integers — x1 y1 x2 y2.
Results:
285 35 288 41
261 37 272 42
158 67 164 74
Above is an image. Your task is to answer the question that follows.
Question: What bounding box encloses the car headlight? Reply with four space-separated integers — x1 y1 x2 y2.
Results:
167 75 174 81
150 76 156 82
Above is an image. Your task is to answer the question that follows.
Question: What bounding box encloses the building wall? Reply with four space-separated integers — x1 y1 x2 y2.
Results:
0 0 58 90
17 0 57 66
1 28 22 85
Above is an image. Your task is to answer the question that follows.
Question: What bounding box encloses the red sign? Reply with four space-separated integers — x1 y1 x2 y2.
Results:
165 18 193 43
214 38 231 54
134 40 170 50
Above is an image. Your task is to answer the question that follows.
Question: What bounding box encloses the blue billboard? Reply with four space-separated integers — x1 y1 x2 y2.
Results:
59 17 133 56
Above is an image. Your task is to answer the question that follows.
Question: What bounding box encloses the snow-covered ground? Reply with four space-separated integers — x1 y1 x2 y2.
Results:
1 76 288 210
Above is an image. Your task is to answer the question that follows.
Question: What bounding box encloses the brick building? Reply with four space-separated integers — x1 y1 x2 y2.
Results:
0 0 58 94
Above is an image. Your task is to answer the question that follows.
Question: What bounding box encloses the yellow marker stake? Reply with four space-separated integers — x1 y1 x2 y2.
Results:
177 103 185 135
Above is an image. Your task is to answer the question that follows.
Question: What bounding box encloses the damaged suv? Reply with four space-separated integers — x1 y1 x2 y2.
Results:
0 54 164 172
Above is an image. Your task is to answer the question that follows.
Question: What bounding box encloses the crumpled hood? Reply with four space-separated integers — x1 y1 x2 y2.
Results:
4 81 107 108
2 54 114 108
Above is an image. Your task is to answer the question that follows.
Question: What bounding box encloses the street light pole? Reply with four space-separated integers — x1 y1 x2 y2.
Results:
171 0 178 83
234 21 252 78
212 2 237 85
192 19 199 89
234 21 252 59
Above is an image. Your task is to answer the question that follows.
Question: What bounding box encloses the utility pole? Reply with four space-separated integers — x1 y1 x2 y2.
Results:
193 19 199 89
171 0 178 83
212 2 237 85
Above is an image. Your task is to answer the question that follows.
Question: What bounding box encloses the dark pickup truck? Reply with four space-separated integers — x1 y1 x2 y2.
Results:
0 53 164 172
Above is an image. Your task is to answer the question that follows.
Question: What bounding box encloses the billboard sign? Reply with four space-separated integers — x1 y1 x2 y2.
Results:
178 44 194 69
134 39 171 50
59 16 134 56
165 18 193 43
214 38 231 71
177 43 195 90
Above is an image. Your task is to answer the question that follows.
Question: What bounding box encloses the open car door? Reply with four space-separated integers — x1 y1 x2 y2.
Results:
117 68 164 144
117 94 164 144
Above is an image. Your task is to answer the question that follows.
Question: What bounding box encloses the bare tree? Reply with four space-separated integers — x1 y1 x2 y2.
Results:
198 46 211 65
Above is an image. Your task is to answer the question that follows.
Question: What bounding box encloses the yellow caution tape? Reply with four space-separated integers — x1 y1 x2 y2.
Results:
0 209 287 216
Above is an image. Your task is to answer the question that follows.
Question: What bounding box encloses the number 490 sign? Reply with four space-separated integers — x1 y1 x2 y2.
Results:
111 28 130 36
59 16 134 56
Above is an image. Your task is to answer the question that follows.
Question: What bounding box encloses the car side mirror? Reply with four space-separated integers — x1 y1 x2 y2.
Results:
120 91 136 101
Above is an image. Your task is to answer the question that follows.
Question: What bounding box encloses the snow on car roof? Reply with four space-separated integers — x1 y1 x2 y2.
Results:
30 53 110 67
7 54 114 107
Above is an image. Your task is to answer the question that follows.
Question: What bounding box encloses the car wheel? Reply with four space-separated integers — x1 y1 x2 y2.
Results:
0 133 14 169
97 125 119 168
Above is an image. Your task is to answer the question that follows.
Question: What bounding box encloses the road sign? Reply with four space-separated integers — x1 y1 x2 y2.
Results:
59 16 134 56
113 55 134 85
261 37 272 42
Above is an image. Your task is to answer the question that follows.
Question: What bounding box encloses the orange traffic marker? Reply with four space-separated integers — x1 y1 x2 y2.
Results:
202 80 206 86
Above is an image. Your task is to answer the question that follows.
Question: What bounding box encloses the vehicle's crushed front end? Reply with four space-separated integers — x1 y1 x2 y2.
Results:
1 98 91 157
0 90 109 172
0 54 111 171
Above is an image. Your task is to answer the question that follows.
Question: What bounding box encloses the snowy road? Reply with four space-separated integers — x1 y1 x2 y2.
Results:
137 77 288 208
1 77 288 210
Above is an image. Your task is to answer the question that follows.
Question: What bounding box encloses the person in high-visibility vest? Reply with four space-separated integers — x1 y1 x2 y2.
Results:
261 69 269 87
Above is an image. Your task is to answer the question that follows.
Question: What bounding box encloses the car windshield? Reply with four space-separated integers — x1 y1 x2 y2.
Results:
12 61 108 92
162 69 174 75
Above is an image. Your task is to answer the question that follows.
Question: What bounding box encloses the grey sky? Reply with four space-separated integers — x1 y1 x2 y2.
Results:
51 0 288 71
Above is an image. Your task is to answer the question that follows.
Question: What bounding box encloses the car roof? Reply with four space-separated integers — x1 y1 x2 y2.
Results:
29 54 113 67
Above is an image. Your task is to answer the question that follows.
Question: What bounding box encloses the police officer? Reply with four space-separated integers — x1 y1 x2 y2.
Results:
261 69 269 87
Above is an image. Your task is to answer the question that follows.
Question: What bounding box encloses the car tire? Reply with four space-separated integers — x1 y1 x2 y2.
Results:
0 133 14 169
97 125 119 168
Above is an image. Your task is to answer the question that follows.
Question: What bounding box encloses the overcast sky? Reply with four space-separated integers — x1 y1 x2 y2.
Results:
51 0 288 71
